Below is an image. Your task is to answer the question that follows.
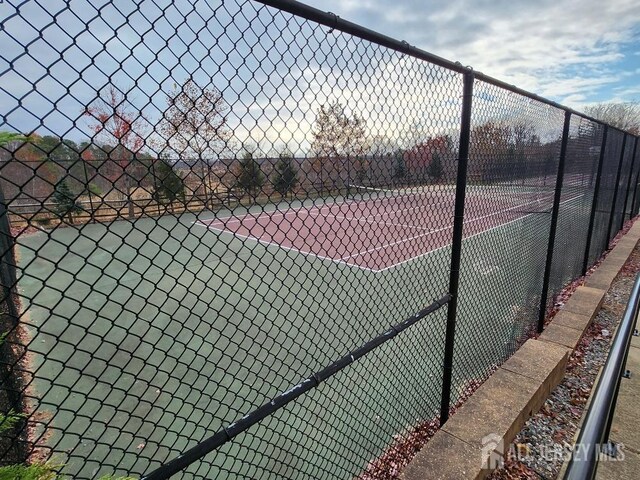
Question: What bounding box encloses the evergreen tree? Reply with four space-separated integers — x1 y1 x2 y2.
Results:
272 153 298 198
393 150 406 180
236 151 265 199
0 131 27 147
153 159 185 209
53 179 82 224
426 152 444 182
354 156 368 184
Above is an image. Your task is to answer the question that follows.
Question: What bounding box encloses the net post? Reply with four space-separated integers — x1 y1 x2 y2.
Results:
622 137 640 226
605 134 628 247
537 110 571 334
582 125 608 276
439 70 474 425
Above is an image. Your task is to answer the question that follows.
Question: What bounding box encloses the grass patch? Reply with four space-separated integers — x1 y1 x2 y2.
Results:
0 462 59 480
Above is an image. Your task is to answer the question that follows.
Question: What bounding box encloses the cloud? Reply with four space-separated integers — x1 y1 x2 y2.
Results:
1 0 637 152
243 55 465 154
303 0 640 105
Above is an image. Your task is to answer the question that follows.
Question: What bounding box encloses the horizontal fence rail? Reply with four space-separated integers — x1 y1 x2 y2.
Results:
142 294 452 480
0 0 639 479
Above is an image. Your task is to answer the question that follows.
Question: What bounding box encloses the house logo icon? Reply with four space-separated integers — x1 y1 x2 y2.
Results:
481 433 505 469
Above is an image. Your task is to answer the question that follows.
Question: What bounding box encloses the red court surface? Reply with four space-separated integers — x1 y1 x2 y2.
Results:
195 190 565 272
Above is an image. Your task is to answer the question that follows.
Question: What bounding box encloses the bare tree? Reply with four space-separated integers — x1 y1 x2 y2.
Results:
311 101 368 157
468 122 511 181
310 101 368 191
158 80 232 208
584 102 640 134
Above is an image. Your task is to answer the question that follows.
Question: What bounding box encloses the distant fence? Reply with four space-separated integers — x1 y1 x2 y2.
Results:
0 0 639 479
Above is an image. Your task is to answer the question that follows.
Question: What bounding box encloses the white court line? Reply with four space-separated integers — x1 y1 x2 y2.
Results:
324 189 542 223
200 189 445 225
340 230 433 260
192 193 584 273
372 193 586 272
348 198 454 221
203 188 522 227
202 197 357 227
204 191 454 226
341 193 559 261
309 211 432 232
192 221 378 273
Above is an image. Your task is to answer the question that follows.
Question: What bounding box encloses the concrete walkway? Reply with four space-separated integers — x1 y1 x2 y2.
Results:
596 327 640 478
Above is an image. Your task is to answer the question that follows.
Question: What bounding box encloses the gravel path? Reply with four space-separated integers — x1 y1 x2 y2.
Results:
488 244 640 480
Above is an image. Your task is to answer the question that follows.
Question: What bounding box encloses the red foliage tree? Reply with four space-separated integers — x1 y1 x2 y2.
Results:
403 135 452 177
84 85 148 218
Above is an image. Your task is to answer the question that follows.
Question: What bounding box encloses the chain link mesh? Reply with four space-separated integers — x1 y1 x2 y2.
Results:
453 81 564 395
0 1 639 479
611 137 637 235
548 117 603 305
623 138 640 222
587 129 626 265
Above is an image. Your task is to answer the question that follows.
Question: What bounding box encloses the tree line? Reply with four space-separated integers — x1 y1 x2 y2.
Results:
2 77 638 225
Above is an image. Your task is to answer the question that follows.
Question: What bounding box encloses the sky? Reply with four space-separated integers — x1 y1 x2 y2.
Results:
303 0 640 108
1 0 638 154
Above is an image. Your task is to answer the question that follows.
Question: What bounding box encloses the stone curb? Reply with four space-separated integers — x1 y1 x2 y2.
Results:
401 224 640 480
558 244 640 479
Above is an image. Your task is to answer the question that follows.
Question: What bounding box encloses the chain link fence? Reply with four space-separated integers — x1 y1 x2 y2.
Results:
1 0 639 479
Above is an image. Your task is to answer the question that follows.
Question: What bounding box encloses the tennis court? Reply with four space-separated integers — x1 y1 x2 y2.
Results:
194 185 570 272
7 1 637 477
14 181 593 478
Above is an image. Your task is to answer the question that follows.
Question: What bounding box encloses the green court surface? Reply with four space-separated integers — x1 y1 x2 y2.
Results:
15 189 592 479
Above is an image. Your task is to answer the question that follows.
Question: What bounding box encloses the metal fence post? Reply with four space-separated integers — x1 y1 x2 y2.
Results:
439 71 474 425
81 159 96 223
619 136 638 230
630 138 640 217
0 182 24 436
0 185 17 295
634 172 640 217
537 110 572 333
582 125 608 276
605 133 628 247
625 137 640 221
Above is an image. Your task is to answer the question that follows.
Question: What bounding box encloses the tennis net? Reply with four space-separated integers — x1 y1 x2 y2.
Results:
347 184 450 201
347 183 562 215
